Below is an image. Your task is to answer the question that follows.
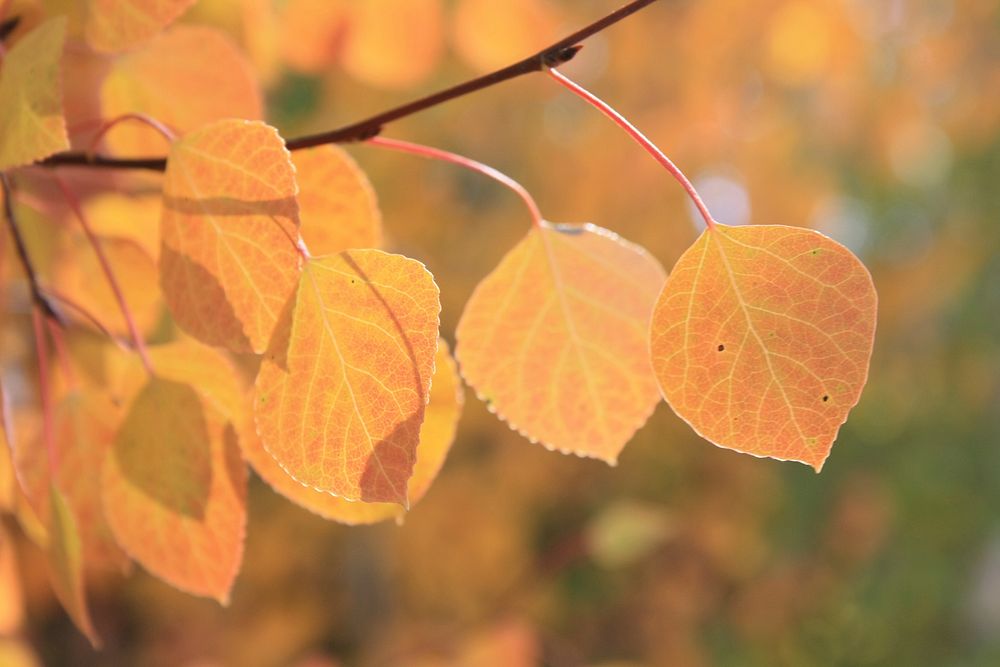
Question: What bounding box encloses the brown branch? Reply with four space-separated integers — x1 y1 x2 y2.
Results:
0 174 62 322
38 0 661 172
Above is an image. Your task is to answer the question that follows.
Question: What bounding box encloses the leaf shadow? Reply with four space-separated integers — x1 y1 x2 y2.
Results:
114 378 212 520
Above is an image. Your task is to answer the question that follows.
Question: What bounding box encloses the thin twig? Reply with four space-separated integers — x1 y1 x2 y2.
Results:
38 0 661 172
1 174 62 321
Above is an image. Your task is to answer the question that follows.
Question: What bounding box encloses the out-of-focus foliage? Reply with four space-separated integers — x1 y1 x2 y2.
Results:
2 0 998 665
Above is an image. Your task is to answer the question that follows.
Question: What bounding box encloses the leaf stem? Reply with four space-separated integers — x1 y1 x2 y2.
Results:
38 0 662 171
367 136 544 228
51 175 154 374
547 67 716 231
1 174 62 321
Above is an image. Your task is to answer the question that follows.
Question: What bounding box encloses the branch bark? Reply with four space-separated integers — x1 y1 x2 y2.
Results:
38 0 661 172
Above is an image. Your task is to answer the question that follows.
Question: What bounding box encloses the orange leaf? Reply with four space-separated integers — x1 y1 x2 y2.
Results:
293 146 382 255
160 119 302 354
456 223 666 464
85 0 196 53
246 338 462 524
81 192 162 261
102 343 248 603
255 250 440 505
0 17 69 170
341 0 444 89
278 0 350 73
46 487 101 648
100 26 263 157
649 224 877 471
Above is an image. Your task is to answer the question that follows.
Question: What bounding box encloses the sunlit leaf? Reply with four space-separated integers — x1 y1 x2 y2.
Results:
452 0 565 72
649 224 877 470
46 486 101 648
246 338 462 524
0 524 24 635
292 145 382 255
456 223 666 464
82 192 161 261
102 343 248 603
255 250 440 505
0 17 69 170
100 26 263 157
341 0 444 89
85 0 196 53
160 119 302 354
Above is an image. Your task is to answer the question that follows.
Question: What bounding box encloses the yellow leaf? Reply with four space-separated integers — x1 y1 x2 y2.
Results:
456 223 666 464
293 146 382 255
85 0 196 53
649 224 878 471
0 17 69 170
100 26 263 157
245 339 462 524
255 250 440 505
47 486 101 648
81 192 161 261
452 0 565 73
160 119 302 354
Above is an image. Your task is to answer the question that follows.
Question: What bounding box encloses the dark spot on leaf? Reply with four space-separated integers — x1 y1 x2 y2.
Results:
822 395 829 402
551 223 584 235
717 344 725 352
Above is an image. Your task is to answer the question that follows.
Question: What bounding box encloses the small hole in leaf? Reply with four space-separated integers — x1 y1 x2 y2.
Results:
717 344 725 352
822 395 829 402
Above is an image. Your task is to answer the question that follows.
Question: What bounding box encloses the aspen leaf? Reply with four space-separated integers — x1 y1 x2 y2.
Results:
456 223 666 464
160 119 302 354
292 146 382 255
245 339 462 524
0 17 69 170
102 343 248 603
649 224 877 471
255 250 441 505
278 0 350 73
341 0 444 89
82 192 161 261
100 26 263 157
46 487 101 648
85 0 196 53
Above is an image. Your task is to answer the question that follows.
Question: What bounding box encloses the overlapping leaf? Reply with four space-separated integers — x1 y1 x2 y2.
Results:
245 339 462 524
0 17 69 170
292 146 382 255
650 224 877 470
102 343 248 603
160 119 301 353
457 223 666 464
85 0 196 53
255 250 440 504
100 26 263 156
46 487 100 648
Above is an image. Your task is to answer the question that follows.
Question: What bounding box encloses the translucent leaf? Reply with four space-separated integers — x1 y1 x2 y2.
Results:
85 0 196 53
456 223 666 464
452 0 565 72
293 145 382 255
255 250 441 505
245 339 462 524
102 343 248 603
649 224 877 470
0 17 69 170
100 26 263 157
160 119 302 353
47 487 100 648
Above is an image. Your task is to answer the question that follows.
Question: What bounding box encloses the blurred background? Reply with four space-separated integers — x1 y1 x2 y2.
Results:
5 0 1000 664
